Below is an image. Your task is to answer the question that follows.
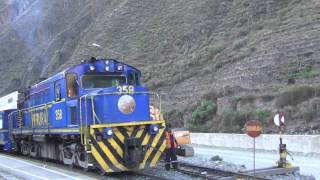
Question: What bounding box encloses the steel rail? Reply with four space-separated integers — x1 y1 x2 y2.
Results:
133 171 171 180
177 161 271 180
242 166 300 177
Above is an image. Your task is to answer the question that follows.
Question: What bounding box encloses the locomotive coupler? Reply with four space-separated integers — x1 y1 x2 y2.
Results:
124 138 143 168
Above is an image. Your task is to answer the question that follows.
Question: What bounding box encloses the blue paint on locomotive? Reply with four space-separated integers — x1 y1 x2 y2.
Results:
0 109 15 151
82 86 150 124
12 58 151 135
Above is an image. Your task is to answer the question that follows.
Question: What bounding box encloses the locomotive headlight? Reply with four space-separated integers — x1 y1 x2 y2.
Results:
89 65 95 71
117 64 123 71
150 124 159 135
118 95 136 114
103 128 113 138
105 66 110 71
107 129 113 136
105 60 109 65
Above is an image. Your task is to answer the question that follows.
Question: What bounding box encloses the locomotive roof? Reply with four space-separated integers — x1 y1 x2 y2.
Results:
29 58 140 94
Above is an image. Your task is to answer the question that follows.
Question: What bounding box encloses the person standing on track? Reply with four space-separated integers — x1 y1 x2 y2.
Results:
165 124 179 170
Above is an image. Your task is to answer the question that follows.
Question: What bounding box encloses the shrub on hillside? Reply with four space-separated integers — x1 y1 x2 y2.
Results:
252 109 271 125
191 100 216 124
188 100 216 132
276 86 320 108
207 44 226 60
217 109 271 133
302 98 320 123
218 111 247 133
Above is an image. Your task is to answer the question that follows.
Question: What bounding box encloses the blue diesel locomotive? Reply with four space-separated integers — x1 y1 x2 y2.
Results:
0 58 166 173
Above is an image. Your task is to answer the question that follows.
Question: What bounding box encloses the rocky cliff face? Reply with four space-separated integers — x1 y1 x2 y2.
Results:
0 0 319 133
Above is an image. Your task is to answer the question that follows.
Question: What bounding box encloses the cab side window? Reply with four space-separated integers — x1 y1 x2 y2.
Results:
128 73 135 85
134 72 141 86
66 74 78 98
55 82 62 101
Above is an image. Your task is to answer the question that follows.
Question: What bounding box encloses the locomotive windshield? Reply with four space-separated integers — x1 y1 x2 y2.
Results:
82 75 125 89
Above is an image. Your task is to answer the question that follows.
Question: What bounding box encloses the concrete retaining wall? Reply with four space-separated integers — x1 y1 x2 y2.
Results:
191 133 320 154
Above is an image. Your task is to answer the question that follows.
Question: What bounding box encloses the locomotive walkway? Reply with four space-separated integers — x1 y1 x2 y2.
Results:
0 154 93 180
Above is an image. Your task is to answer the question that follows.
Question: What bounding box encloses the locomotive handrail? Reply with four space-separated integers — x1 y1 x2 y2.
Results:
7 101 53 130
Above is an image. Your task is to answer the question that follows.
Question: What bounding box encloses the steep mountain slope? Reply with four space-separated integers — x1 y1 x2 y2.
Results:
0 0 319 133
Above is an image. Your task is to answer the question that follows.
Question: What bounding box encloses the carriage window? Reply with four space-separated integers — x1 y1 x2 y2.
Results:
55 83 62 101
66 74 78 98
82 75 125 89
0 114 3 129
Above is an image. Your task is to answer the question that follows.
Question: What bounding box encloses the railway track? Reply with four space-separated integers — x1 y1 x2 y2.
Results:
177 161 270 180
133 171 171 180
177 161 300 180
242 166 300 177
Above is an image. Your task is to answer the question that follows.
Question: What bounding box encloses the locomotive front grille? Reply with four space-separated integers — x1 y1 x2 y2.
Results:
89 121 166 173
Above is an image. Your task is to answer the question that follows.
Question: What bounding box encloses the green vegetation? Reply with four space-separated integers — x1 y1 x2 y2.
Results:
210 155 223 162
232 39 247 51
165 109 184 127
188 99 271 133
287 65 317 79
207 44 226 60
218 111 247 133
217 109 271 133
191 100 216 124
188 100 216 132
302 99 320 123
276 85 320 108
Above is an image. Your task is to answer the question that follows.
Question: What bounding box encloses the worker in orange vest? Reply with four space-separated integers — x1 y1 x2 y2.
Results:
165 124 178 170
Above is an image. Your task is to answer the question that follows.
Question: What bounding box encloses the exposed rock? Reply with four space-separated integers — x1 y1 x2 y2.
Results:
0 0 320 131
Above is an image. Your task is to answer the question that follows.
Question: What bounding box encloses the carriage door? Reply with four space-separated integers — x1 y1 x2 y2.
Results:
66 74 79 126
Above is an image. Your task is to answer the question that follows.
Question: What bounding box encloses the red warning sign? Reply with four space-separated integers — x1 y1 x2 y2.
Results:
245 120 262 138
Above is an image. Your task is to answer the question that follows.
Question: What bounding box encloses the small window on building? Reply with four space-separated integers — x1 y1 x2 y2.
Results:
55 83 62 101
66 74 78 98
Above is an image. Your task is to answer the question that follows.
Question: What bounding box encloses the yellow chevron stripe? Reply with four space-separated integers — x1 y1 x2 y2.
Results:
135 126 144 138
97 141 127 171
91 146 113 173
108 138 124 158
141 133 150 146
151 128 165 147
125 126 134 136
139 146 153 169
150 142 166 167
139 129 164 168
114 131 125 143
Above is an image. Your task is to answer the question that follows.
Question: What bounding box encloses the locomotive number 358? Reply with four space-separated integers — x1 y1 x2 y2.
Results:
117 85 134 94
